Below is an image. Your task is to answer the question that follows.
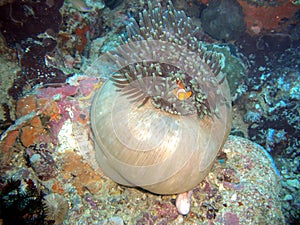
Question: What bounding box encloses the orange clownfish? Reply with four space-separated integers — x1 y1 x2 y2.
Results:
174 80 192 101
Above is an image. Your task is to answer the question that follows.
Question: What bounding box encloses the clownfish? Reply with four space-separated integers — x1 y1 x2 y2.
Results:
174 80 192 101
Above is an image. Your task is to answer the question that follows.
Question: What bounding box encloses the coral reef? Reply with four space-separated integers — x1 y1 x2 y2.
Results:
0 0 298 224
200 0 300 35
198 1 300 223
0 72 285 224
0 76 101 224
240 54 300 158
234 42 300 225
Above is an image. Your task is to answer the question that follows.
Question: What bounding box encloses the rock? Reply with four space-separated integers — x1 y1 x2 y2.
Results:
200 0 245 41
176 191 192 215
210 136 285 224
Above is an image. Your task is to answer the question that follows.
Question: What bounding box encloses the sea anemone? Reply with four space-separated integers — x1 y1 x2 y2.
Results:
43 193 69 225
89 0 232 194
107 0 228 119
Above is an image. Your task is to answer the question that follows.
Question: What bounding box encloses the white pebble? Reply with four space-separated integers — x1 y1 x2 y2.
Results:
176 191 193 215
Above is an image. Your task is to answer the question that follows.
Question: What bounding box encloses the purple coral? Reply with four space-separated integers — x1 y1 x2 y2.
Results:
25 143 57 181
224 212 240 225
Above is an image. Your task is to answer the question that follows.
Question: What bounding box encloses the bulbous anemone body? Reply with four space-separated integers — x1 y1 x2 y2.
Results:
91 79 231 194
90 1 232 194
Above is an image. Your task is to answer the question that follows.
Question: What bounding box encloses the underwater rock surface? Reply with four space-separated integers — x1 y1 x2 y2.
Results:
201 0 246 41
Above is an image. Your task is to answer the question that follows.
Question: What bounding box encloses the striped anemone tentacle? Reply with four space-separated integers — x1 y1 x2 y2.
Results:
110 0 227 118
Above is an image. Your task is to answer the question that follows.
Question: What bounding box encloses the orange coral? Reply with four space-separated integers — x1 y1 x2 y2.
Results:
16 95 41 146
20 117 44 147
200 0 210 4
200 0 300 35
62 150 102 195
16 95 37 118
16 95 62 147
237 0 300 34
75 24 90 53
37 98 61 121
